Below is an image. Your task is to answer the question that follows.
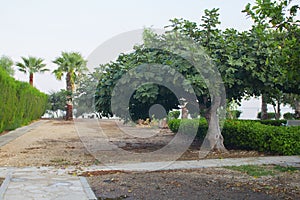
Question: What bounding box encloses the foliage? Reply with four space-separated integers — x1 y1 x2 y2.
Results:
168 118 208 140
168 119 300 155
236 119 287 126
258 119 287 126
223 120 300 155
47 89 68 111
74 69 101 117
226 110 242 119
167 111 180 121
0 67 47 133
283 112 295 120
257 112 276 119
53 52 87 87
243 0 300 95
0 55 14 76
16 56 48 86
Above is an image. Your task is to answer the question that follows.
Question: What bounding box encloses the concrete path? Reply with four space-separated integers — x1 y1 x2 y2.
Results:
0 120 47 147
80 155 300 172
0 167 96 200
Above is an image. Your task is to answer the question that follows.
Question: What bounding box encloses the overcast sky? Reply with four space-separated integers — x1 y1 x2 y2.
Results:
1 0 298 118
1 0 259 92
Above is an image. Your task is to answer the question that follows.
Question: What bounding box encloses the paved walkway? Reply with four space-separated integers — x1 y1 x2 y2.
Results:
0 167 96 200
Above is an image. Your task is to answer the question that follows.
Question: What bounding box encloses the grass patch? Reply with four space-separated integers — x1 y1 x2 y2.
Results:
273 165 298 172
225 164 299 177
225 165 275 177
50 158 71 165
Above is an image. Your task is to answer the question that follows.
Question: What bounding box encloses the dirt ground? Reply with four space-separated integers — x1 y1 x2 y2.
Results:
86 167 300 200
0 119 264 167
0 120 95 167
0 119 299 199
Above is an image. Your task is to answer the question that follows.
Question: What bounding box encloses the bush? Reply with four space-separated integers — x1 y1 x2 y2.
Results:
168 118 208 140
168 119 300 155
167 110 180 121
239 119 287 126
223 120 300 155
0 67 47 133
226 110 242 119
283 112 295 120
257 112 276 119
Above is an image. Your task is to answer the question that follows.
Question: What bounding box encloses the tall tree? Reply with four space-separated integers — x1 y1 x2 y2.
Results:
53 52 87 120
16 56 48 86
243 0 300 118
0 55 14 76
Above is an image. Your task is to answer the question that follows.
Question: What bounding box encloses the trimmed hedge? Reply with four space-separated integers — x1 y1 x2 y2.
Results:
168 119 300 155
240 119 287 126
0 67 48 133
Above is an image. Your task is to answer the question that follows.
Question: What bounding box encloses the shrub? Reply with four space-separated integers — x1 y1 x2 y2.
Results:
167 119 300 155
222 120 300 155
283 112 295 120
168 118 207 140
167 110 180 121
0 67 47 133
238 119 287 126
257 112 276 119
226 110 242 119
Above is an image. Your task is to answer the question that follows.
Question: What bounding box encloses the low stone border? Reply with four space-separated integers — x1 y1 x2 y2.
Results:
0 172 12 200
79 177 97 200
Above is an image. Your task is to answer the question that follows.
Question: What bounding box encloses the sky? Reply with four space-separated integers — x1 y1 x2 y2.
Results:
1 0 298 118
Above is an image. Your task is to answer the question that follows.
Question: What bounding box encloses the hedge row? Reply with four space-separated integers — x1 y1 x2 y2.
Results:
0 67 48 133
242 119 287 126
168 119 300 155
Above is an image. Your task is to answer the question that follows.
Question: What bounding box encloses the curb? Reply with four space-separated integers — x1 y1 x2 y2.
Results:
80 156 300 172
79 177 97 200
0 172 12 200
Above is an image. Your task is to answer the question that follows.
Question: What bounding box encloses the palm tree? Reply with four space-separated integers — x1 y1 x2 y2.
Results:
0 55 14 76
53 52 87 120
16 56 49 86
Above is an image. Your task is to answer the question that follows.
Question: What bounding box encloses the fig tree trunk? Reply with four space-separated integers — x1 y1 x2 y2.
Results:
295 100 300 119
200 95 227 157
275 99 281 120
261 94 268 120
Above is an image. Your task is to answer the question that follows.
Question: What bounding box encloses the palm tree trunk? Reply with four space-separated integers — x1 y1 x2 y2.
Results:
29 73 33 86
66 72 73 120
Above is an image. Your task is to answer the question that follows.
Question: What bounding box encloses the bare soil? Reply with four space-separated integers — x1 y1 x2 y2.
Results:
0 119 265 167
0 120 95 167
86 167 300 200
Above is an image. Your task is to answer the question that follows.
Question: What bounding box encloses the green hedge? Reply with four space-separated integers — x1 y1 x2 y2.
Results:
240 119 287 126
168 119 300 155
257 112 276 119
0 67 48 133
